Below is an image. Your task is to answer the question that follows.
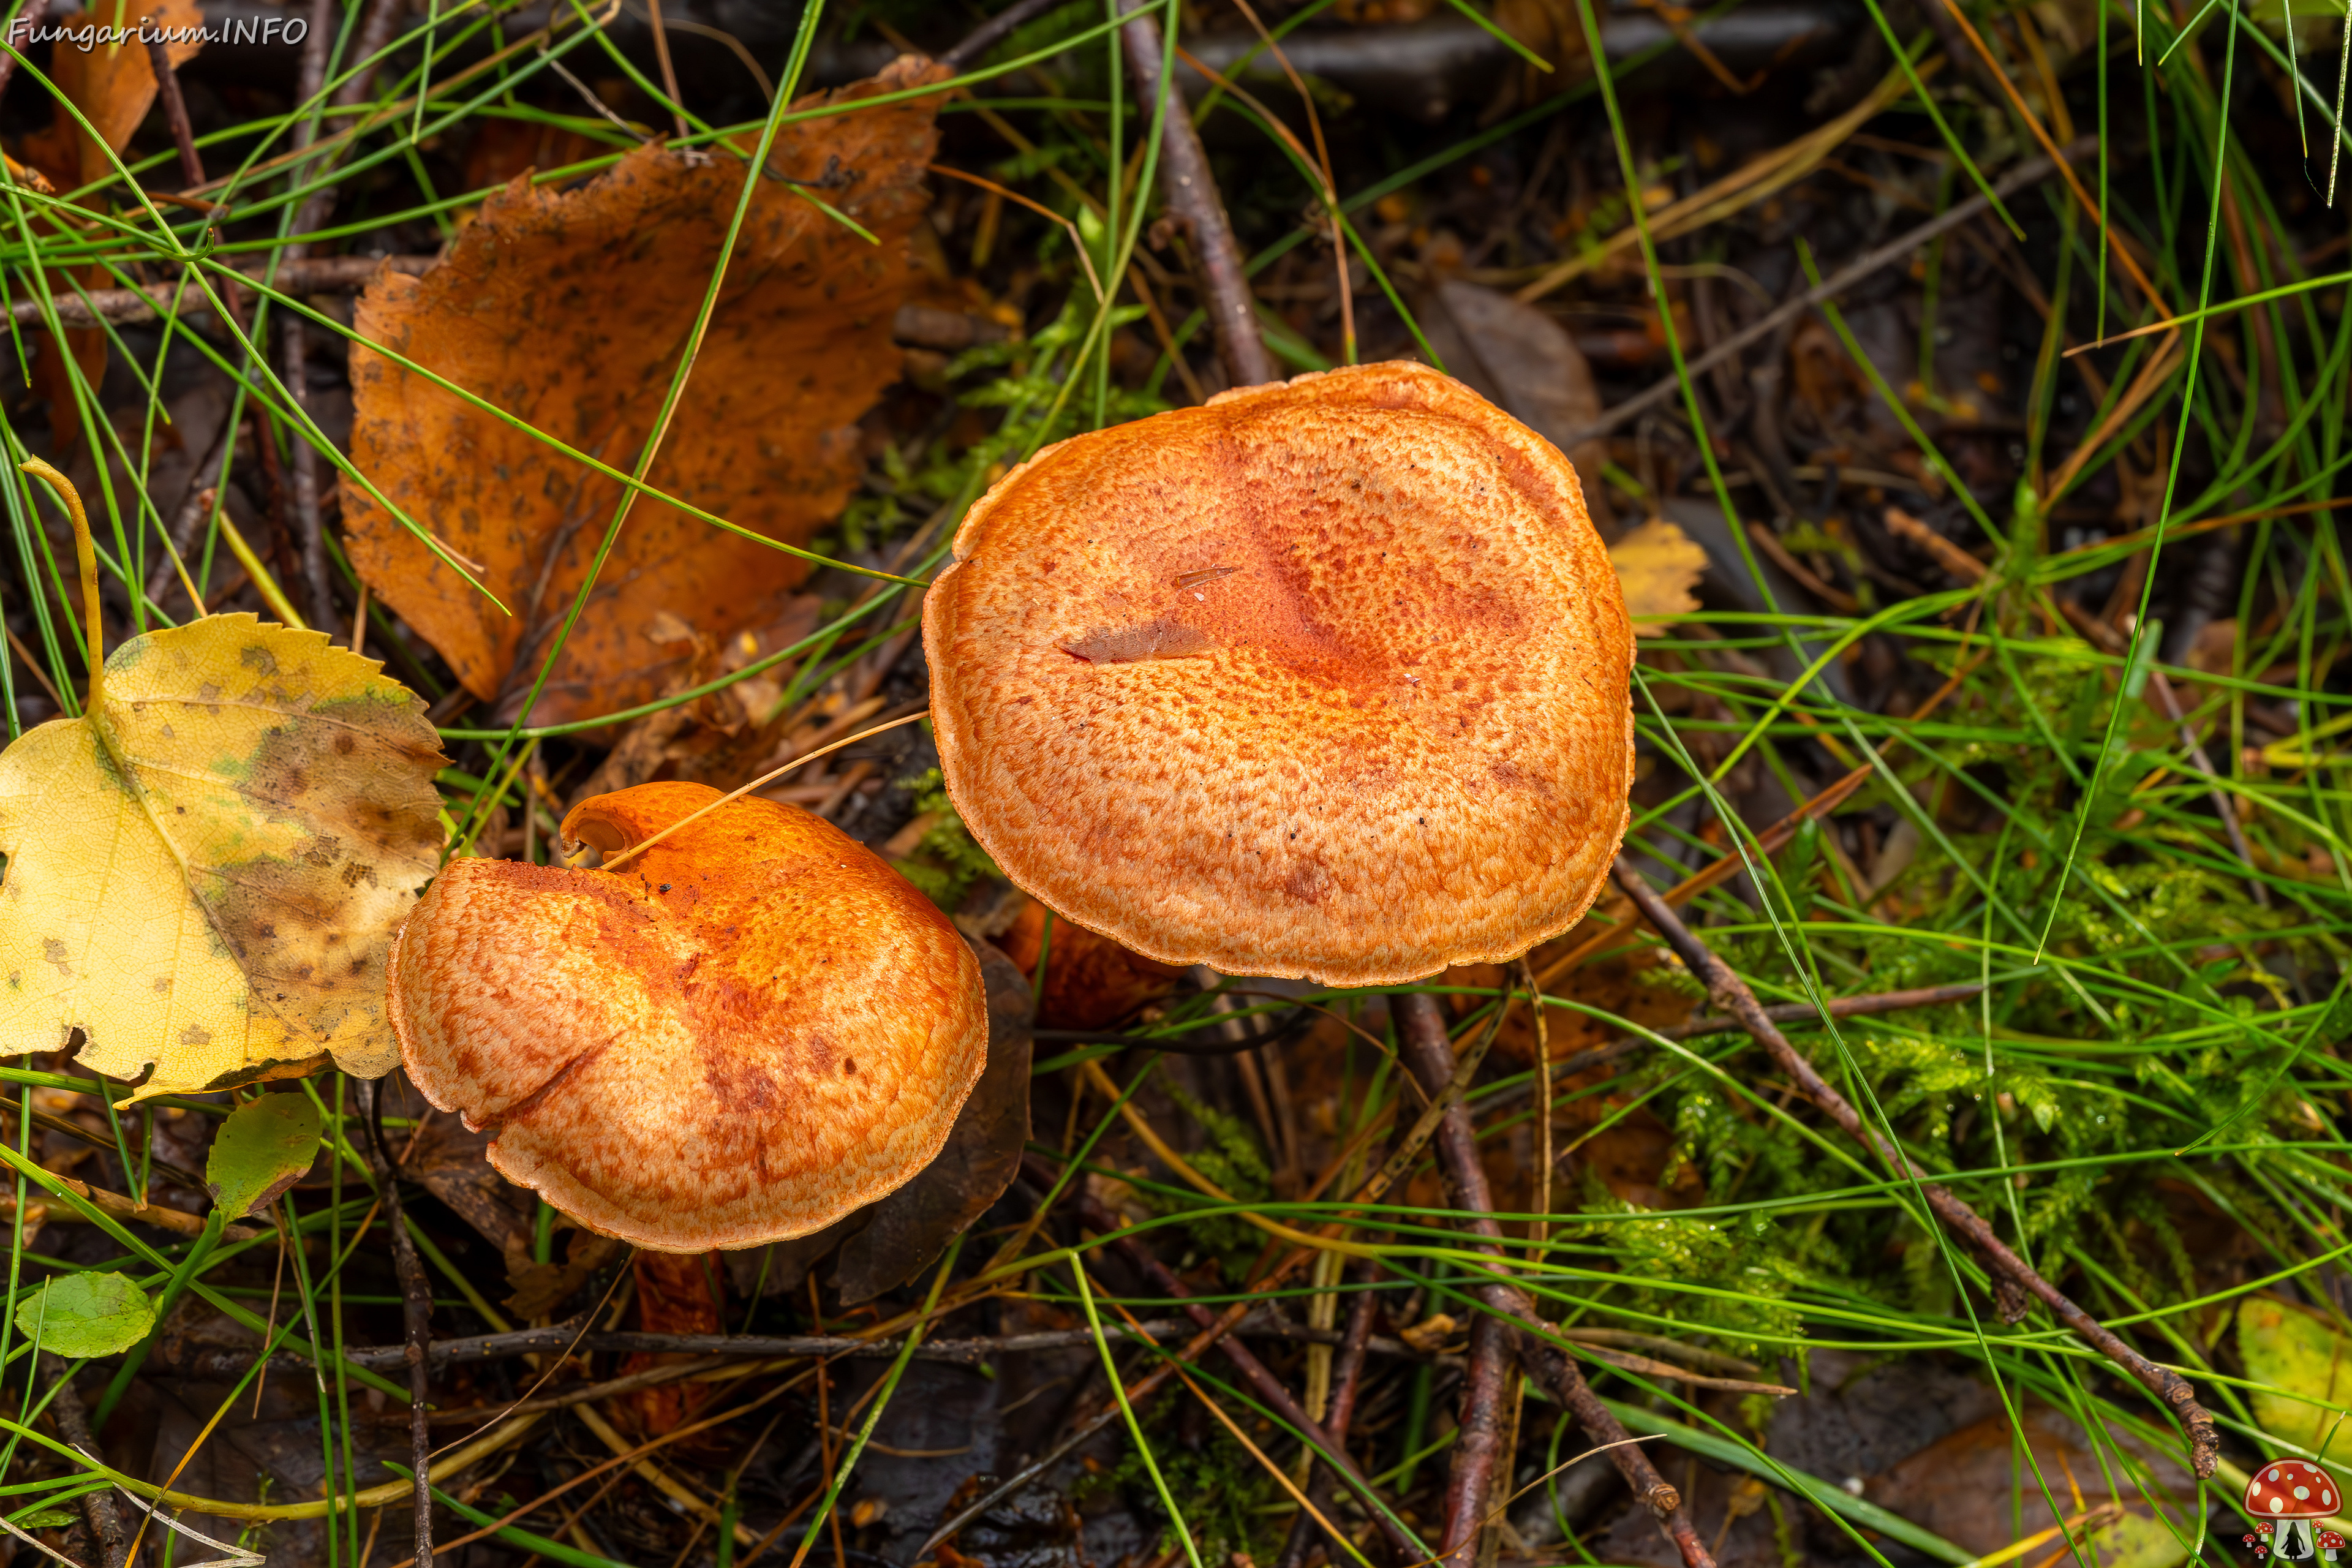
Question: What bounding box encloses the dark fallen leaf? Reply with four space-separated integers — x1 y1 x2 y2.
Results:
934 1473 1087 1568
833 939 1035 1305
504 1229 627 1321
1430 279 1615 532
404 1107 624 1316
1866 1398 2194 1556
725 1213 867 1303
404 1111 532 1259
726 939 1031 1304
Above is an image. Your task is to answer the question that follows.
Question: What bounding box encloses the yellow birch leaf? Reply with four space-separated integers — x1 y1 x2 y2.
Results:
2239 1295 2352 1458
0 614 446 1098
1608 516 1710 633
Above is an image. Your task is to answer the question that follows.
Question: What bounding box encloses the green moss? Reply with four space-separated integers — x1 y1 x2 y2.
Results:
890 768 1003 914
1074 1395 1282 1564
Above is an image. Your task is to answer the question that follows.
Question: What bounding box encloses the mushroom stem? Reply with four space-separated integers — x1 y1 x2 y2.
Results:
1609 857 2223 1479
1393 993 1717 1568
1118 1 1276 391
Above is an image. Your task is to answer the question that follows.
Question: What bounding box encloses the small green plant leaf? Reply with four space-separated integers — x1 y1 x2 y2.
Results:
206 1093 323 1219
14 1272 157 1358
7 1507 78 1529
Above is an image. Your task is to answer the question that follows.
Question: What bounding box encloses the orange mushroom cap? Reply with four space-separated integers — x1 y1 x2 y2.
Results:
387 782 988 1252
2246 1461 2343 1521
923 361 1634 986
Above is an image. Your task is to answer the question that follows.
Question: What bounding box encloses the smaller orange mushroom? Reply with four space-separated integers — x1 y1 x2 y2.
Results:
388 782 988 1253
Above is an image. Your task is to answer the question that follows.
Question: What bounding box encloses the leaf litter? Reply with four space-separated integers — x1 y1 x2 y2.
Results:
0 13 2334 1568
343 59 951 725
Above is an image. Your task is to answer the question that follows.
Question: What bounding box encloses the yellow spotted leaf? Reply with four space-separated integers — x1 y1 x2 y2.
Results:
0 615 446 1097
1608 516 1709 633
2239 1295 2352 1458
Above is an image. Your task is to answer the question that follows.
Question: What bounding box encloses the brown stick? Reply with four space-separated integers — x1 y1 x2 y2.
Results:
1560 139 2092 450
1077 1186 1417 1560
1445 1314 1515 1568
0 0 53 107
941 0 1071 67
277 0 403 640
1275 1259 1381 1568
143 36 205 189
1608 860 2220 1477
1667 980 1987 1040
1118 1 1275 390
274 0 341 638
367 1084 436 1564
43 1357 128 1568
1394 995 1714 1568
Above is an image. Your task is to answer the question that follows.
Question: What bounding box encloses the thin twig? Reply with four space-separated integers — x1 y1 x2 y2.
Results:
0 0 49 105
1560 140 2092 449
1275 1259 1381 1568
1668 980 1988 1039
1608 859 2220 1477
275 0 342 639
2145 666 2270 905
143 36 204 189
44 1358 127 1568
941 0 1072 69
277 0 404 639
1395 995 1716 1568
1073 1178 1418 1559
644 0 691 141
1119 1 1275 390
366 1084 436 1564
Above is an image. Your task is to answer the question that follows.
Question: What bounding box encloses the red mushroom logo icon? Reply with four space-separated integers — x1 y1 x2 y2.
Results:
2246 1460 2344 1561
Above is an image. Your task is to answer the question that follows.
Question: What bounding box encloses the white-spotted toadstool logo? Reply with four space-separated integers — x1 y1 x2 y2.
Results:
2244 1460 2343 1561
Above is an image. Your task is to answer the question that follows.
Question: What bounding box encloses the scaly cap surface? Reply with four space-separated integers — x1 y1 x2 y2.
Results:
923 361 1635 984
389 782 988 1251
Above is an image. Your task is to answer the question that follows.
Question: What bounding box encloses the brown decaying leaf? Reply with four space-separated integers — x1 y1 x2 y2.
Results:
1866 1403 2193 1554
388 781 989 1253
1429 279 1614 532
20 0 205 190
343 57 947 725
565 601 820 808
995 900 1183 1032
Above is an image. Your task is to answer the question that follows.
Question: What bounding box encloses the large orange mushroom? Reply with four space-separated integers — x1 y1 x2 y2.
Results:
388 782 988 1252
923 361 1634 986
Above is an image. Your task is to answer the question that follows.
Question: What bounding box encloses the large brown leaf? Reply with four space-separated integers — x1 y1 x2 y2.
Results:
343 58 946 723
20 0 205 191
